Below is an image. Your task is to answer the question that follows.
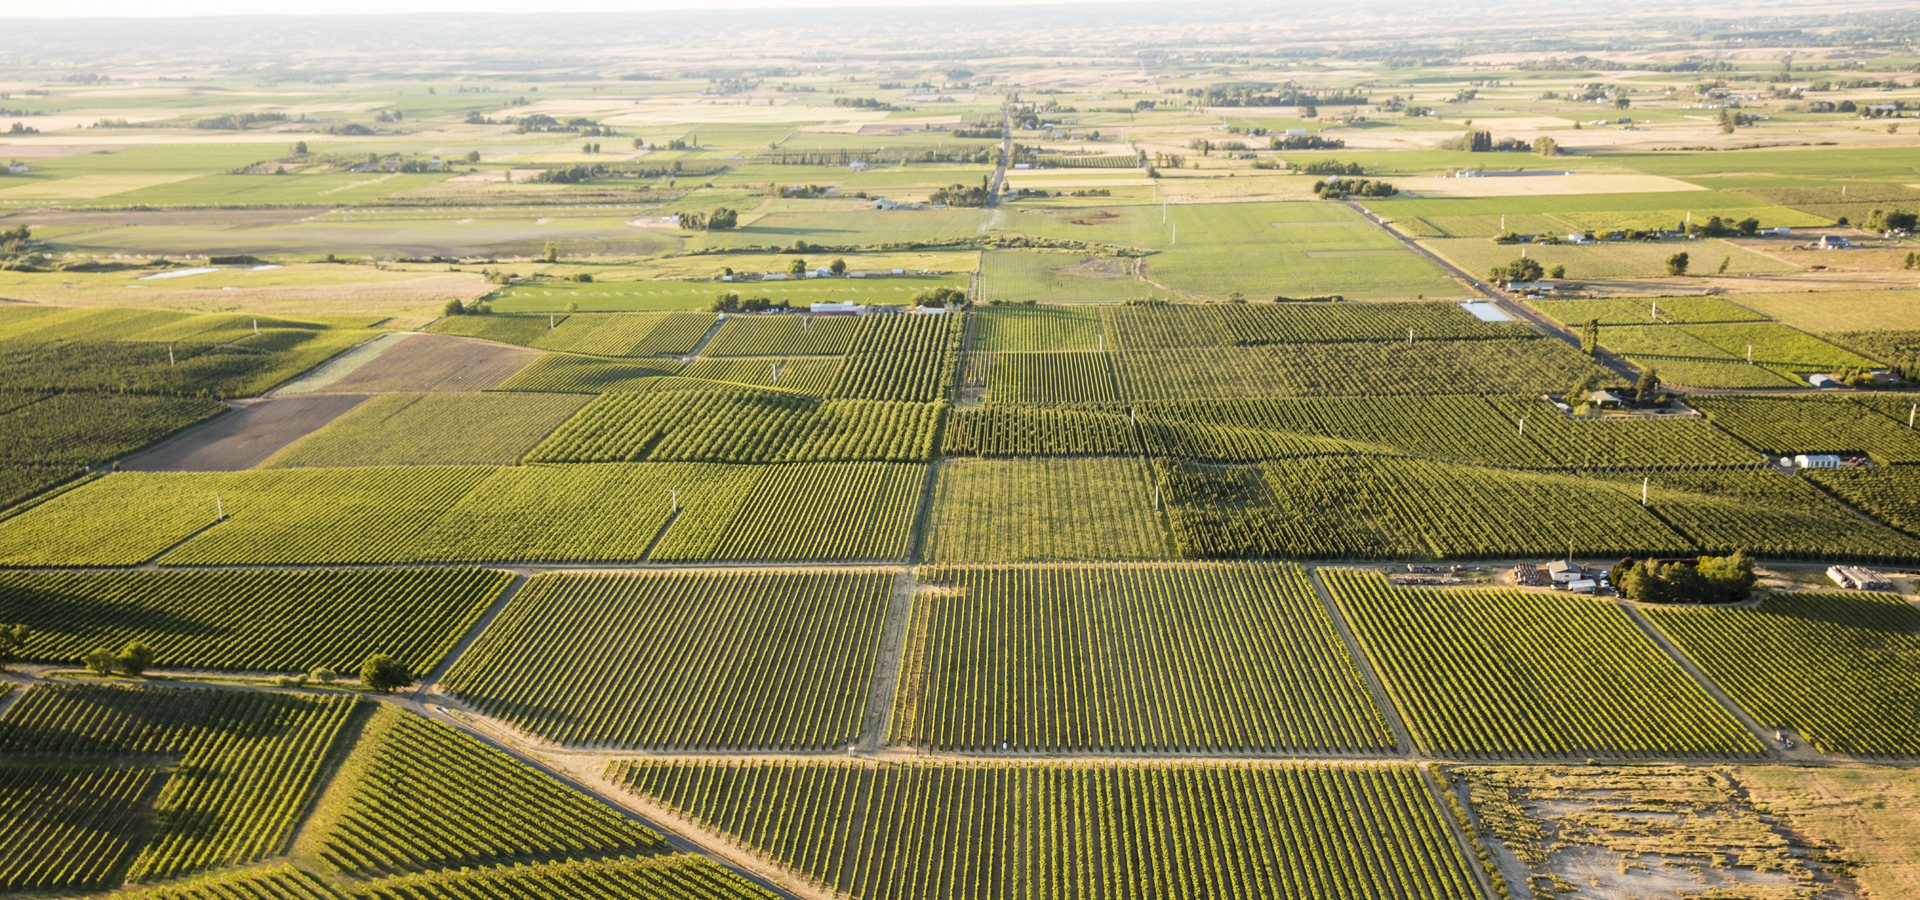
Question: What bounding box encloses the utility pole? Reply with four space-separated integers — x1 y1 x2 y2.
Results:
1408 328 1414 346
215 492 224 521
1746 344 1754 365
1642 476 1649 506
1567 538 1574 568
1097 333 1104 352
1651 300 1657 319
1152 482 1160 511
549 313 555 329
1518 417 1524 437
666 489 681 514
253 317 259 335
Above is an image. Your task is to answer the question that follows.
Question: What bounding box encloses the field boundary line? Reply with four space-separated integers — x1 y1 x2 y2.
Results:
137 516 229 569
1417 764 1504 900
402 698 813 900
858 569 918 753
1617 601 1784 759
1308 567 1420 759
415 571 529 695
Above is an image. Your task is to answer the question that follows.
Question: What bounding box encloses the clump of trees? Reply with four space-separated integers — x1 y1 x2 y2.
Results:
1298 159 1365 176
1666 251 1690 276
1439 130 1529 152
1269 134 1344 150
1865 209 1917 233
84 641 154 677
930 183 991 207
913 285 967 307
710 293 791 313
678 207 738 231
1488 257 1545 283
360 654 414 693
1614 552 1758 604
1312 178 1396 199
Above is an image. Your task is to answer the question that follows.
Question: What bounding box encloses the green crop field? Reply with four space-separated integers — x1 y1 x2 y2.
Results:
0 463 920 565
0 568 510 674
969 304 1103 352
0 393 226 468
1647 592 1920 757
1805 467 1920 538
304 707 663 875
1718 289 1920 333
977 250 1144 303
922 458 1169 563
263 393 589 467
970 351 1117 403
1427 237 1796 280
943 405 1140 457
613 759 1482 900
1322 569 1764 759
350 856 779 900
895 563 1393 752
1168 456 1691 560
0 684 358 883
525 389 940 464
0 767 160 891
1150 202 1468 299
701 314 858 355
1109 339 1609 399
1530 296 1768 326
443 570 890 748
1599 469 1920 562
1686 395 1920 463
13 23 1920 900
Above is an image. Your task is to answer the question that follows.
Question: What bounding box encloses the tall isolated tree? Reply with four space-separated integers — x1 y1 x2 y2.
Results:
0 623 27 671
1635 366 1662 403
1666 252 1690 276
1581 318 1600 356
359 654 414 693
541 241 559 264
114 642 154 677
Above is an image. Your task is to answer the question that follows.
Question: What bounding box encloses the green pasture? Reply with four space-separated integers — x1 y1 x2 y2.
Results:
1609 147 1920 181
1364 190 1776 220
1426 237 1798 280
1146 202 1467 300
978 251 1143 304
1531 296 1768 326
68 172 454 207
697 209 989 249
1726 290 1920 333
488 274 967 312
48 215 682 260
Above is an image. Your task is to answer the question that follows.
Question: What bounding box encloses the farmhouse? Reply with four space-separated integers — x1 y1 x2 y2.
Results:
1588 390 1624 409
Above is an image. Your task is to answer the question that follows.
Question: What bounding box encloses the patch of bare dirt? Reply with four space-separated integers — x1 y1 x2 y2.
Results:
309 333 543 393
123 394 372 471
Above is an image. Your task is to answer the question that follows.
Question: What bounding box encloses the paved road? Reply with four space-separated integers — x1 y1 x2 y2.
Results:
987 100 1012 206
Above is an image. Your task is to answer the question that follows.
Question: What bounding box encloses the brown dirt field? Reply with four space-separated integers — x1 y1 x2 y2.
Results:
310 333 544 393
123 394 372 472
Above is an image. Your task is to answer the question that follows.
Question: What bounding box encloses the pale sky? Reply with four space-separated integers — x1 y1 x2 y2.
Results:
3 0 1102 16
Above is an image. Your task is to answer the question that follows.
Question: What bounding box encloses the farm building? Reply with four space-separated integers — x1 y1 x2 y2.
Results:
1545 561 1584 584
810 302 867 317
1588 390 1624 410
1793 454 1841 469
1807 374 1838 388
1827 565 1894 592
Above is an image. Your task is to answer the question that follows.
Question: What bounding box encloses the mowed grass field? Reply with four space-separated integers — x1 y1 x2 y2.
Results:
1148 202 1469 300
1368 189 1828 237
978 251 1143 303
1428 237 1798 280
262 393 591 467
488 275 968 312
1716 290 1920 333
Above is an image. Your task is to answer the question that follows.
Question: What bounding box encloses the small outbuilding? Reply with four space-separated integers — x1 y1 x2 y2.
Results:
1545 561 1583 583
